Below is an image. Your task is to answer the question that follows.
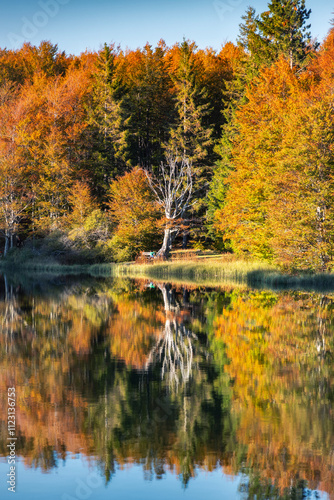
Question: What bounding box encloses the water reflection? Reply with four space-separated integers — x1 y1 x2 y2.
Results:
145 283 197 388
0 274 333 499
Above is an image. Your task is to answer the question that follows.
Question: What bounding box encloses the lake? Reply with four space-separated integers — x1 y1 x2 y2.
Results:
0 273 333 499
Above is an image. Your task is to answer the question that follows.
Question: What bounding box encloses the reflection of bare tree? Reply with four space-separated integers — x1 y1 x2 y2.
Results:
0 275 27 351
316 296 332 360
146 284 197 389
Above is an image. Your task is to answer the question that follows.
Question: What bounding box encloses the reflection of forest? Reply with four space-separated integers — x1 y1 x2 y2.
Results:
212 290 334 498
0 275 334 497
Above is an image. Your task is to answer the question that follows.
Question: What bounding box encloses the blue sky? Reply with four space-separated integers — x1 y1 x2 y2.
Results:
0 0 332 54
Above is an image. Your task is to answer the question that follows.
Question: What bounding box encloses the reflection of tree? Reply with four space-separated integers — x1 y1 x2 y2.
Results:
0 275 26 346
213 290 334 499
0 275 115 471
316 295 332 360
0 277 235 487
2 277 334 497
146 284 197 389
239 473 312 500
86 349 232 487
101 281 233 485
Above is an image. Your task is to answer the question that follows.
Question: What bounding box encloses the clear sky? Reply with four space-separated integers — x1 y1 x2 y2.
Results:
0 0 332 54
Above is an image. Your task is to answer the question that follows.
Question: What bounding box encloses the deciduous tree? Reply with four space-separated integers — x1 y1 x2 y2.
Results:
0 83 31 255
108 168 163 261
147 154 193 258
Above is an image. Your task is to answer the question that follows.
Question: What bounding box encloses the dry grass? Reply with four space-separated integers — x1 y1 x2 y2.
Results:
116 256 273 284
3 254 334 291
115 256 334 291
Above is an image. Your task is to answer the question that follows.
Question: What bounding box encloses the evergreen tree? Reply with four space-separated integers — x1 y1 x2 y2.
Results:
166 40 214 246
122 41 174 170
239 0 317 69
206 44 245 250
195 47 232 143
166 40 213 169
237 7 260 59
87 43 128 201
208 1 317 250
206 134 233 251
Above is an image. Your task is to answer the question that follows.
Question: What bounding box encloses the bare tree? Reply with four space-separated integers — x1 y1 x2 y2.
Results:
146 154 193 258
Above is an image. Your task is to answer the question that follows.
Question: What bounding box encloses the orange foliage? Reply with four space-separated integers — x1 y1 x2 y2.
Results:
106 296 165 369
214 291 334 497
108 168 163 260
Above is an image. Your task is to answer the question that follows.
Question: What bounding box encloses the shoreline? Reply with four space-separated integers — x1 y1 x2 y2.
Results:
1 257 334 292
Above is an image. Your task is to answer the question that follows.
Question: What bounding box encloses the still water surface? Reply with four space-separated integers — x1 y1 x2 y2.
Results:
0 274 333 499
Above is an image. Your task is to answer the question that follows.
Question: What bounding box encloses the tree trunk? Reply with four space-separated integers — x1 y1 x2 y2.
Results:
4 236 9 257
157 226 172 259
182 231 189 249
316 205 328 271
4 274 8 300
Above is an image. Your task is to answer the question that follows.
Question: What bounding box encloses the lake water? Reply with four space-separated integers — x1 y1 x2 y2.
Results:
0 274 333 499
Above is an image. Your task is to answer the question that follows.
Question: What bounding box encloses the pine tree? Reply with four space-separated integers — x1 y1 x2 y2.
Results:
239 0 317 69
87 43 128 200
122 41 174 170
165 40 214 246
206 43 245 250
195 46 234 143
238 7 260 58
206 134 233 251
166 40 213 168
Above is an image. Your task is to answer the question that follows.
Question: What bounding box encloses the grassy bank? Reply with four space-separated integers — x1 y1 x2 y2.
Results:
0 257 118 277
116 258 267 285
116 257 334 291
3 253 334 291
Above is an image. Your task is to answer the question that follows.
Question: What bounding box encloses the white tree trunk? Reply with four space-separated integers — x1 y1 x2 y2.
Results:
145 155 193 260
157 226 172 258
4 235 9 257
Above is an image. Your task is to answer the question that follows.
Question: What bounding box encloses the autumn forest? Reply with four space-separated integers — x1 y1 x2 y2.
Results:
1 0 333 271
2 2 334 497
